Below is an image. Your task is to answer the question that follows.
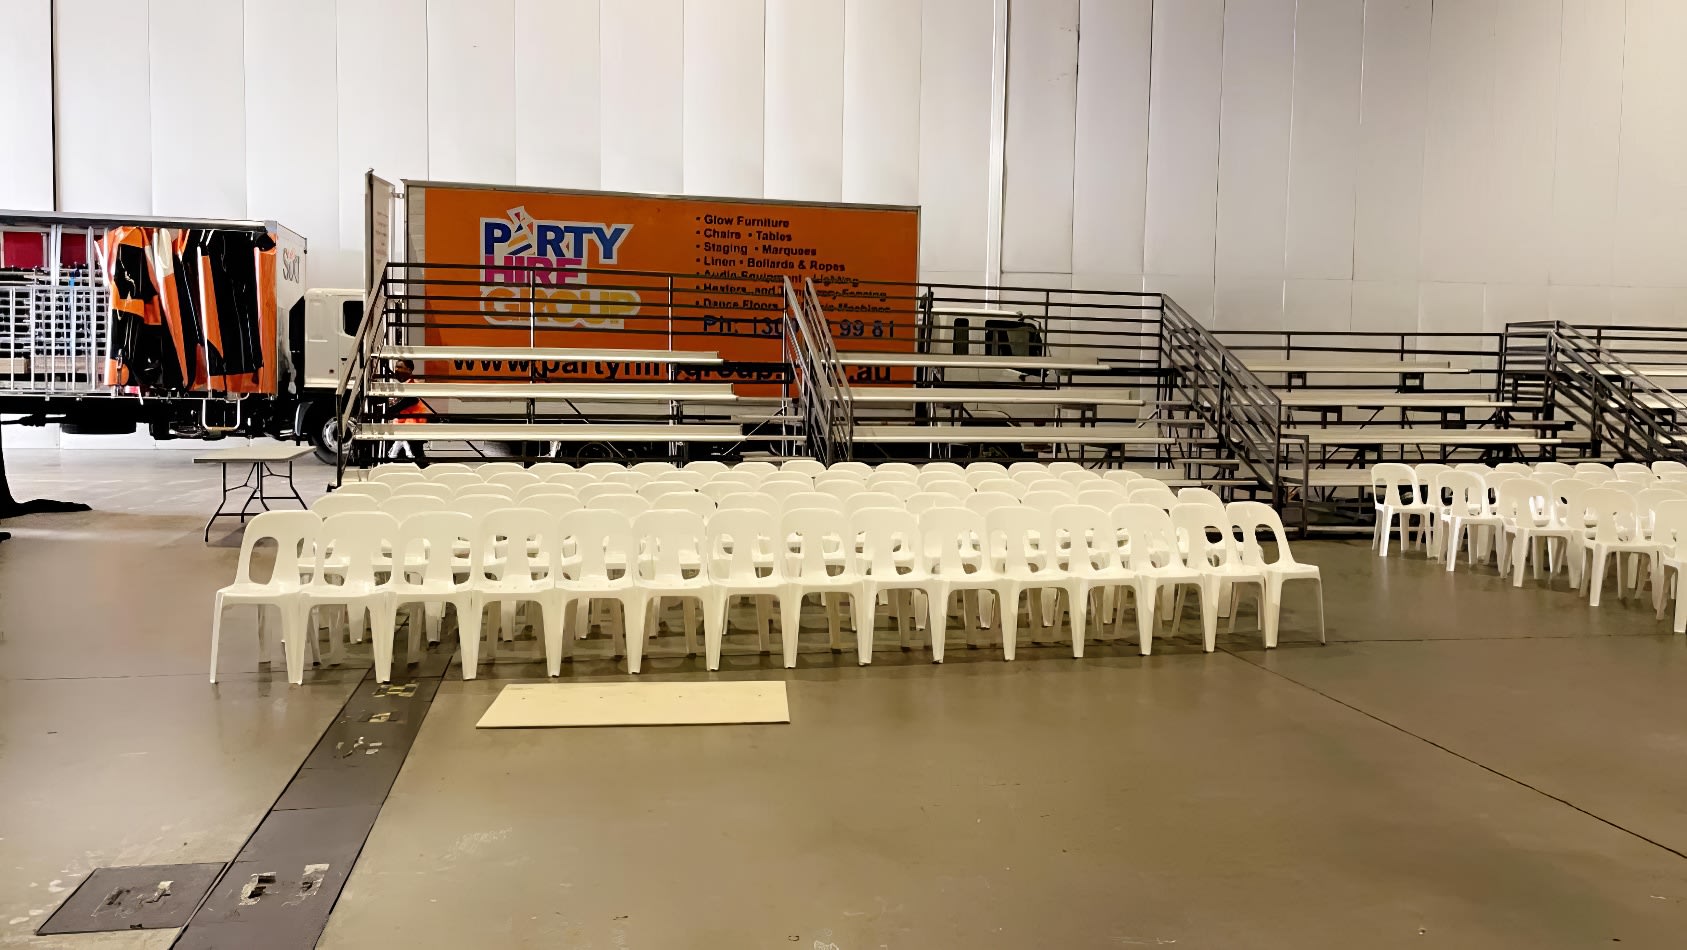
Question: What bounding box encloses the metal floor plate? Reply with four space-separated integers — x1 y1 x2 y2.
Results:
37 863 224 934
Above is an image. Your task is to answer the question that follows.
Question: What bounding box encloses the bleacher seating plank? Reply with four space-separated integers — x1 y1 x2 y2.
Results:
374 345 723 364
1285 426 1558 446
837 351 1102 371
847 387 1143 406
355 423 741 442
1246 361 1467 374
854 424 1177 444
1278 391 1512 409
366 382 736 401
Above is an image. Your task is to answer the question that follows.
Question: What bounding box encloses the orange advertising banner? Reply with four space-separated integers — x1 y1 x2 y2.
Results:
405 182 919 388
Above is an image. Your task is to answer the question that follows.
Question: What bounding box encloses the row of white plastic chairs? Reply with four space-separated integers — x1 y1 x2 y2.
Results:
1370 462 1687 624
357 458 1177 483
213 495 1322 685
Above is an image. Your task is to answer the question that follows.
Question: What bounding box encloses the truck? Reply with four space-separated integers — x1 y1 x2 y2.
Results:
0 210 361 463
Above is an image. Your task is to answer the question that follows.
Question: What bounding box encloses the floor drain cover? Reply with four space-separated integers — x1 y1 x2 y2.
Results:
37 863 224 934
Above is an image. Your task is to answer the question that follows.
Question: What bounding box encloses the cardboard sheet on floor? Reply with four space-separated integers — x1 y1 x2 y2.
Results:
475 681 790 728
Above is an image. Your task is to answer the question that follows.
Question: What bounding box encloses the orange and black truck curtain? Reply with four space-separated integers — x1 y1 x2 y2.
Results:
99 227 276 395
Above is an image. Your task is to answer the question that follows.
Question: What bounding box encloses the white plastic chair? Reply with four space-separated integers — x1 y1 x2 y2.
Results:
866 471 918 492
976 477 1027 498
702 508 782 668
1614 462 1655 482
778 508 863 666
370 470 426 488
488 471 541 491
1495 477 1573 587
1126 483 1178 509
1111 503 1201 655
579 482 638 504
517 482 577 502
1413 461 1451 556
463 508 557 677
1493 462 1534 479
430 472 484 492
530 462 575 479
915 506 1000 662
580 461 629 477
1076 486 1126 510
593 493 652 518
601 469 651 488
855 507 930 661
1434 469 1505 571
335 482 393 502
1574 462 1615 483
815 470 868 489
1100 470 1140 488
707 470 762 489
1046 461 1085 475
981 505 1062 659
552 509 640 672
393 482 452 501
301 511 399 678
1229 501 1324 648
1009 469 1052 487
683 459 730 475
876 461 920 478
924 479 974 498
626 509 711 671
1007 461 1047 475
381 494 443 520
1371 463 1432 557
1649 499 1687 632
419 462 475 478
965 460 1008 477
734 461 779 476
782 491 844 514
632 461 678 475
1055 469 1100 487
829 460 874 476
781 458 826 476
475 462 526 478
1575 488 1659 607
1177 486 1226 510
719 492 781 518
314 492 380 518
1169 503 1264 652
1651 460 1687 476
210 510 318 685
654 468 708 490
1044 504 1130 657
1533 461 1575 480
455 484 515 501
383 511 476 681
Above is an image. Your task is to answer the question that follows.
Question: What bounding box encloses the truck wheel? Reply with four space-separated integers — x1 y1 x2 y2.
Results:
306 405 342 465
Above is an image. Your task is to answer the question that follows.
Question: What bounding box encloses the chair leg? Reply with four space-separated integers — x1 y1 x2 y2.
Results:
755 595 772 653
1589 548 1609 607
1199 579 1219 652
1134 579 1156 656
1512 534 1529 587
681 598 700 656
1674 572 1687 634
1379 510 1393 557
541 598 567 677
998 587 1019 661
1312 578 1326 643
779 591 804 668
852 590 876 665
370 601 397 684
622 596 649 674
925 587 949 663
1264 574 1284 648
208 597 226 684
458 601 483 679
281 604 310 686
702 591 727 671
824 593 843 651
1068 586 1087 659
1445 521 1461 572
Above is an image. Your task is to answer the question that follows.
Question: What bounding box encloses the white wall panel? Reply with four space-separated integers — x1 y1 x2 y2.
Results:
842 0 922 205
917 0 994 273
1417 281 1485 335
1418 0 1495 284
1548 285 1613 327
336 0 428 249
1000 0 1078 274
1352 0 1432 284
150 0 246 218
1352 279 1421 333
684 0 764 198
766 0 844 201
245 0 339 265
1611 287 1687 327
1213 0 1295 280
1214 278 1285 332
1143 0 1224 277
1482 283 1548 333
515 0 601 189
1484 0 1559 285
0 0 53 209
1282 0 1363 280
1071 0 1151 277
601 0 684 194
1614 0 1687 288
1284 279 1353 331
1549 0 1624 287
427 0 516 184
1146 274 1216 324
56 0 153 214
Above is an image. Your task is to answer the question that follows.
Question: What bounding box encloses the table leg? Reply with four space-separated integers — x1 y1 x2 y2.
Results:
204 462 233 541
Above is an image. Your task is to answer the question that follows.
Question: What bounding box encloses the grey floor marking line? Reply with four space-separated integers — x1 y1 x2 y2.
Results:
1218 646 1687 863
169 646 454 950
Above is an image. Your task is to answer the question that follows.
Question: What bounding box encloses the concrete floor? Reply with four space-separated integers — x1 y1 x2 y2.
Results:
5 449 1687 948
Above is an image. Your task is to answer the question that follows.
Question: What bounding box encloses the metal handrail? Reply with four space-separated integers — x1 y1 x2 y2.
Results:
1508 320 1687 463
333 269 391 484
1158 298 1283 501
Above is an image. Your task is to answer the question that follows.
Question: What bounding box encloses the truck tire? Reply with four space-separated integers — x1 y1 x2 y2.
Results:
304 402 342 465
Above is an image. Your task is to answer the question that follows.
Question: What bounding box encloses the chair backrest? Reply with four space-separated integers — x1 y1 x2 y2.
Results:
1574 462 1614 483
782 507 856 580
318 510 400 586
380 494 444 520
1453 462 1492 475
1371 463 1418 505
1007 461 1047 475
858 506 923 578
1533 461 1574 479
1112 503 1182 571
814 470 867 489
314 492 379 518
965 460 1008 476
782 491 844 514
975 477 1026 498
370 470 426 487
600 469 651 488
1413 463 1451 503
1493 462 1534 478
430 472 483 491
916 469 962 488
1100 470 1140 487
475 462 525 478
632 460 678 475
962 467 1006 486
1010 469 1052 486
780 458 826 476
454 484 515 501
1126 483 1178 509
1176 486 1226 511
1126 476 1169 495
817 480 867 501
1613 461 1653 477
392 482 453 501
877 461 919 478
631 508 706 581
1654 499 1687 559
394 511 475 588
517 482 577 502
1432 469 1489 516
487 471 541 490
557 508 633 582
922 460 966 476
1494 477 1549 527
420 462 474 477
542 470 594 489
1226 501 1298 567
336 481 393 501
652 491 716 519
1615 468 1657 484
654 469 707 489
1606 480 1646 496
699 479 751 503
450 495 515 524
1056 468 1099 486
917 506 986 577
1076 487 1125 509
525 494 584 520
1548 477 1593 529
578 482 638 504
705 507 782 583
719 491 782 518
529 462 575 478
1045 460 1084 474
762 472 814 490
759 481 811 502
733 460 779 475
233 510 319 586
866 476 919 497
1583 487 1640 543
906 491 962 514
1170 502 1240 571
985 505 1048 574
637 480 691 500
579 461 627 477
707 469 763 488
1049 503 1118 572
844 491 904 517
1021 489 1071 515
1636 487 1686 534
965 491 1020 517
1023 478 1073 496
1652 460 1687 476
683 459 730 475
829 460 874 476
923 479 974 498
592 493 652 517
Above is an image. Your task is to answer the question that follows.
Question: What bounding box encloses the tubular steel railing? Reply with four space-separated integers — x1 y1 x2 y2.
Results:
782 276 852 464
1507 320 1687 464
1158 298 1284 505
